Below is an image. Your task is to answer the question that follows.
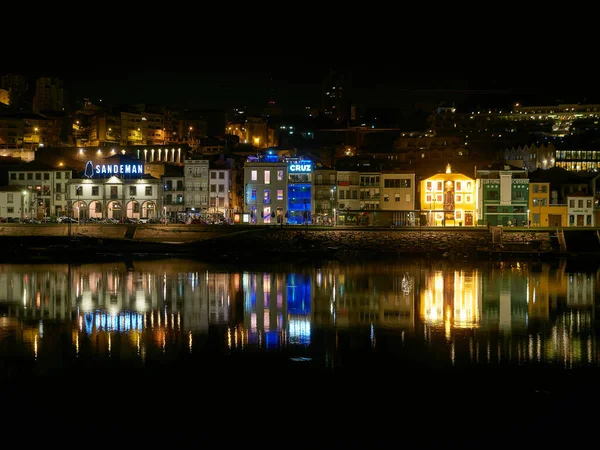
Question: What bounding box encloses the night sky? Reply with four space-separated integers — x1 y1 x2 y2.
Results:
6 64 600 114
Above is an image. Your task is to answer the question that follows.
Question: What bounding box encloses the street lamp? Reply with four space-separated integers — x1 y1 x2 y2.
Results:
76 185 81 224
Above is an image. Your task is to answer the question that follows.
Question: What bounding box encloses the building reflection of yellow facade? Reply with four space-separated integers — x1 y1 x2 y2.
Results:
420 269 481 333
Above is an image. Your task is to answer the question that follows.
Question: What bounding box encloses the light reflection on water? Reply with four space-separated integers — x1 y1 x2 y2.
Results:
0 258 598 372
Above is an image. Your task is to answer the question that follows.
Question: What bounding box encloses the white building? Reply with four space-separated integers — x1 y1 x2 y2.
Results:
567 193 595 227
0 186 37 220
243 160 288 224
209 168 232 222
162 165 185 221
68 155 161 221
8 161 71 218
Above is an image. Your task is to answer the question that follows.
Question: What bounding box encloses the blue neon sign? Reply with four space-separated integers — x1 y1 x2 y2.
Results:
288 161 312 173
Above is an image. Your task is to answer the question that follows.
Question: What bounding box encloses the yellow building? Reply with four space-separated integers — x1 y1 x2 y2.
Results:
421 165 476 226
529 182 566 227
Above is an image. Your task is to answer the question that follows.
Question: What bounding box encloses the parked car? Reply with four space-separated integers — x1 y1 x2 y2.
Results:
137 218 150 224
57 216 77 223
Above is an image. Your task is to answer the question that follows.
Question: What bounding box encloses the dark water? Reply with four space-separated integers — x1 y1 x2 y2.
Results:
1 257 599 447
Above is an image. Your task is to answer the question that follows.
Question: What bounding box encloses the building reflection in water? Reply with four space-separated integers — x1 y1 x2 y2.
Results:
0 258 599 368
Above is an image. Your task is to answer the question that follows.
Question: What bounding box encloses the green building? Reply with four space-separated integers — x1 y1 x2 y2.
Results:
477 165 529 226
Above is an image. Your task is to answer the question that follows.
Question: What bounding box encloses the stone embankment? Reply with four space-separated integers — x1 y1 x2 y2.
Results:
0 224 554 262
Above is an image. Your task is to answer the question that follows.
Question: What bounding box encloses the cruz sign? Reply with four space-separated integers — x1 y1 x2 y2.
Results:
288 161 312 173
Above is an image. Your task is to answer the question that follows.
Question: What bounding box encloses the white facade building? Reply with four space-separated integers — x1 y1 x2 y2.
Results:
8 161 71 218
209 168 232 222
567 194 595 227
0 186 37 220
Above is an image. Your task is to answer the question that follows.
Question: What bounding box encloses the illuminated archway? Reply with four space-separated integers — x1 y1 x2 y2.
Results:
107 201 122 220
89 201 103 219
126 200 140 219
73 200 87 222
141 201 157 218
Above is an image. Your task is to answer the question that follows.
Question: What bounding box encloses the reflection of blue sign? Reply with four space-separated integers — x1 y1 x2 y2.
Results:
289 161 312 173
88 161 144 177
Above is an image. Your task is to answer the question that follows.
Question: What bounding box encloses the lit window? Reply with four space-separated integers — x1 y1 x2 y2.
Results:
277 189 283 200
251 170 257 181
264 170 271 185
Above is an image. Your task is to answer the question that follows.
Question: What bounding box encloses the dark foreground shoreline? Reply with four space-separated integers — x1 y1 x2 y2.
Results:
1 234 599 265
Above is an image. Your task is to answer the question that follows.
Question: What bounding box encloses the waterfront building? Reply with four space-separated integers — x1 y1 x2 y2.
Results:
476 165 529 227
208 167 232 222
243 157 288 224
380 170 416 226
68 154 160 221
286 158 313 225
567 193 595 226
8 161 71 218
421 165 476 226
183 157 209 218
313 168 337 225
162 165 184 222
0 185 37 220
528 181 566 227
335 169 360 224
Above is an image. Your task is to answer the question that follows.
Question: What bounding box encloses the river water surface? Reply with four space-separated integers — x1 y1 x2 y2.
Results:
1 257 599 447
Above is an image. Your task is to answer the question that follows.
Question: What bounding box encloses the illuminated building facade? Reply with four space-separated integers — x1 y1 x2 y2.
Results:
184 157 209 216
286 159 313 225
243 159 288 224
529 181 566 227
567 193 595 226
69 155 160 221
476 165 529 227
421 165 476 226
8 161 70 218
313 168 337 225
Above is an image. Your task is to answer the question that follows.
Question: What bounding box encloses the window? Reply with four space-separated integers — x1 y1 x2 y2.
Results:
587 200 593 208
278 170 284 181
456 181 462 192
264 189 271 204
133 203 140 213
10 173 16 180
218 185 224 193
487 206 498 213
436 181 443 191
35 173 41 180
487 190 499 200
127 186 136 196
219 197 225 207
110 186 118 198
7 193 13 203
578 200 584 208
251 170 257 181
145 186 152 195
540 198 547 206
465 195 472 203
210 172 216 179
541 185 547 193
405 194 411 202
587 215 592 226
219 172 225 179
27 173 33 180
177 181 183 190
426 181 432 191
92 186 99 196
569 215 574 224
455 194 462 203
95 203 102 213
251 189 256 201
384 195 389 202
56 172 61 179
533 198 539 207
18 173 24 180
177 194 183 204
7 207 13 213
512 190 524 201
166 194 172 204
264 170 271 184
532 185 539 193
395 194 400 202
55 194 61 201
76 186 83 196
277 189 283 200
569 199 575 208
211 185 216 192
339 190 345 200
64 172 70 179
